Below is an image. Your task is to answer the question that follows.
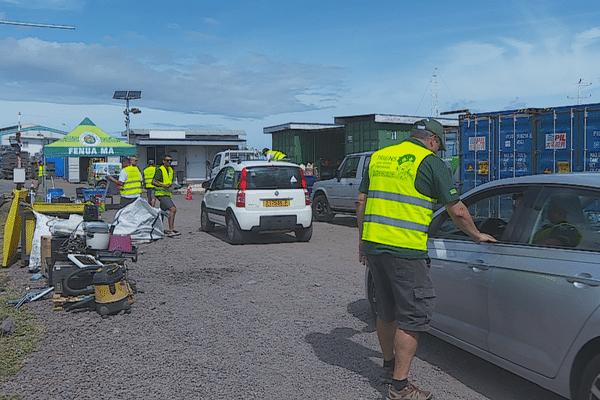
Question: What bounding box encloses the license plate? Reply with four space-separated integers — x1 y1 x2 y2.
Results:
263 199 290 207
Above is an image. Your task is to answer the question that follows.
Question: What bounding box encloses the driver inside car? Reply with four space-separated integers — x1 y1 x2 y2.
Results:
532 200 583 248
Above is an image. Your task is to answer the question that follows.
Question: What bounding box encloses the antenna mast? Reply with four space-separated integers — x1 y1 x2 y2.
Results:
431 68 439 117
567 79 592 105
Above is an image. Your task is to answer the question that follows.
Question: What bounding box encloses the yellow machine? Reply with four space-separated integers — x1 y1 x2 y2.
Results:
92 264 134 318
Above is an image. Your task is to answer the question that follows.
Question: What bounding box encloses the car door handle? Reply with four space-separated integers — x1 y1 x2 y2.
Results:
566 273 600 287
468 260 490 271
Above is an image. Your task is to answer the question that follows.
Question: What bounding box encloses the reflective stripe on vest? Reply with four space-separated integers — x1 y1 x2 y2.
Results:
155 165 173 197
120 166 142 196
362 141 436 251
144 166 156 188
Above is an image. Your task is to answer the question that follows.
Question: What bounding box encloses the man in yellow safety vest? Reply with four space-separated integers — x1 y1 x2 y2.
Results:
356 119 496 400
262 148 286 162
35 160 46 190
152 154 179 236
108 156 142 208
143 159 157 207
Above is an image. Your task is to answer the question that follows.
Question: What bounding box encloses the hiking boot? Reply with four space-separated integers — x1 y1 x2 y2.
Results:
386 382 433 400
382 364 394 384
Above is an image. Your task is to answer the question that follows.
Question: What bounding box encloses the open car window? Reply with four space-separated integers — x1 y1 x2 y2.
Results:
521 187 600 251
430 187 527 242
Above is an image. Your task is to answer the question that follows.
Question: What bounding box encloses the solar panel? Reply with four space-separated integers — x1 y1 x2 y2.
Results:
113 90 128 99
127 90 142 99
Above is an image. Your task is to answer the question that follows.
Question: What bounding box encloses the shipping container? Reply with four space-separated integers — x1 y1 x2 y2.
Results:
459 103 600 193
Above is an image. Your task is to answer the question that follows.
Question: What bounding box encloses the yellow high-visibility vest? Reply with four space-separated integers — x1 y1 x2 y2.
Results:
38 165 46 177
362 141 436 251
120 166 142 196
267 150 286 161
144 166 156 188
155 165 173 197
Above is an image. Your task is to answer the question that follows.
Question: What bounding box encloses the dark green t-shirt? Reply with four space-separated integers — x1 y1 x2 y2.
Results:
359 138 459 259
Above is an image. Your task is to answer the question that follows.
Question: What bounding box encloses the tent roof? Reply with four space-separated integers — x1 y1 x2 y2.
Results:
43 118 137 157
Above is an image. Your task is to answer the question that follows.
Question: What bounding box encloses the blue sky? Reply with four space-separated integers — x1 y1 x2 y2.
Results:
1 0 599 149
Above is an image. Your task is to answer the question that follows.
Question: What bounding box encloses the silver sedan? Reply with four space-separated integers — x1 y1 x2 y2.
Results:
366 173 600 400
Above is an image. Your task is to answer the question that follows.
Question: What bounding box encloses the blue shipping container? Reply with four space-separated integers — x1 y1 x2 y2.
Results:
459 103 600 193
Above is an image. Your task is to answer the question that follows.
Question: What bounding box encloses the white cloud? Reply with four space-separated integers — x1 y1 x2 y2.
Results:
577 27 600 41
0 37 344 119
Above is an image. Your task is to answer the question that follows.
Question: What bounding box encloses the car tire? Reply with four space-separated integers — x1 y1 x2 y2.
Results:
96 180 107 189
200 205 215 232
365 267 377 320
312 194 334 222
577 354 600 400
295 224 313 242
226 213 246 244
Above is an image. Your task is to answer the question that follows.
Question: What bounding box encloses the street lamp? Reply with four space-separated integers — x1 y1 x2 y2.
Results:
113 90 142 144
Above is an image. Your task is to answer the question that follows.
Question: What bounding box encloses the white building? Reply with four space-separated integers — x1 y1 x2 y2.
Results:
128 128 247 183
0 123 67 156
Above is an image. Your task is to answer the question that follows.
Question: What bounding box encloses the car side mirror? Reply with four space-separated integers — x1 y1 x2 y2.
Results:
335 170 341 181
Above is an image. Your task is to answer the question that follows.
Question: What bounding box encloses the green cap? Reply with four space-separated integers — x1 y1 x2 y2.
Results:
412 118 446 151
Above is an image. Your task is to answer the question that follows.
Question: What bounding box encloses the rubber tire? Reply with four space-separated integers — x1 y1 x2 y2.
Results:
295 224 313 242
200 206 215 232
226 213 245 244
365 268 378 321
96 180 107 189
577 354 600 400
312 194 334 222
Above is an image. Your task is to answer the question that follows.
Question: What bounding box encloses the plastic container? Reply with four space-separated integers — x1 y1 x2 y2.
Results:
83 221 111 250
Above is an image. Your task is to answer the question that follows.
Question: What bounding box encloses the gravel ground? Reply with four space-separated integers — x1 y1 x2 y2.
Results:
0 181 566 400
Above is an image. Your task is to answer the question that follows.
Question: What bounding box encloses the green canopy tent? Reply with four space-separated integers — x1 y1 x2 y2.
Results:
43 117 137 157
43 118 137 184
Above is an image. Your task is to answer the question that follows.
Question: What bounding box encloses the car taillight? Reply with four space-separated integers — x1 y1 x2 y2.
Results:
300 168 310 205
236 168 247 207
236 191 245 207
239 168 247 191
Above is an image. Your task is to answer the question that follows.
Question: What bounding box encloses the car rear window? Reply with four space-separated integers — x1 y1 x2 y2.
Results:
244 166 303 190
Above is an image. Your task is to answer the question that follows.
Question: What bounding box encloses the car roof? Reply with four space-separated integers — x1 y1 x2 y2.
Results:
225 160 301 170
463 173 600 197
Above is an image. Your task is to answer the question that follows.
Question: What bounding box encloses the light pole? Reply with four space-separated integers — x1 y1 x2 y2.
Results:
113 90 142 144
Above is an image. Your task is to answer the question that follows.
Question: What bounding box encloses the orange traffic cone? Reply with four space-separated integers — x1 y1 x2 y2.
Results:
186 185 193 200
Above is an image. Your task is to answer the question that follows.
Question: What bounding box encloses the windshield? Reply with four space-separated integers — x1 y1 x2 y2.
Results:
244 165 303 190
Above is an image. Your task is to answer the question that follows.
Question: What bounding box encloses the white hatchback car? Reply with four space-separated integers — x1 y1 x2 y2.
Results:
201 161 313 244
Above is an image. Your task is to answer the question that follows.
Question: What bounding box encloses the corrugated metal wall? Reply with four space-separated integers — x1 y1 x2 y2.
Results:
460 103 600 192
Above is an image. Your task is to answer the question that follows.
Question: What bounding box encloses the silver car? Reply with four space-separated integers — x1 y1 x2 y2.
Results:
365 173 600 400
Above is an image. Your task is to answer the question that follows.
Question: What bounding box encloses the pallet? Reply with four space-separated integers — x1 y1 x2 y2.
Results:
52 293 93 311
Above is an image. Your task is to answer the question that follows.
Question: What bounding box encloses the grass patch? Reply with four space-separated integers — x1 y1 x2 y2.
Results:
0 197 44 399
0 272 44 379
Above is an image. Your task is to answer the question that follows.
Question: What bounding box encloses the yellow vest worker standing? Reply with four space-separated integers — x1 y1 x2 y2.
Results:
143 159 157 207
108 156 142 208
152 154 179 236
262 148 286 162
356 118 496 400
35 161 46 190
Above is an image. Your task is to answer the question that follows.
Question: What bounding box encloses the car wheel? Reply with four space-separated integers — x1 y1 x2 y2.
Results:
200 206 215 232
295 224 313 242
96 180 107 189
578 354 600 400
226 213 245 244
312 194 334 222
365 267 377 320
